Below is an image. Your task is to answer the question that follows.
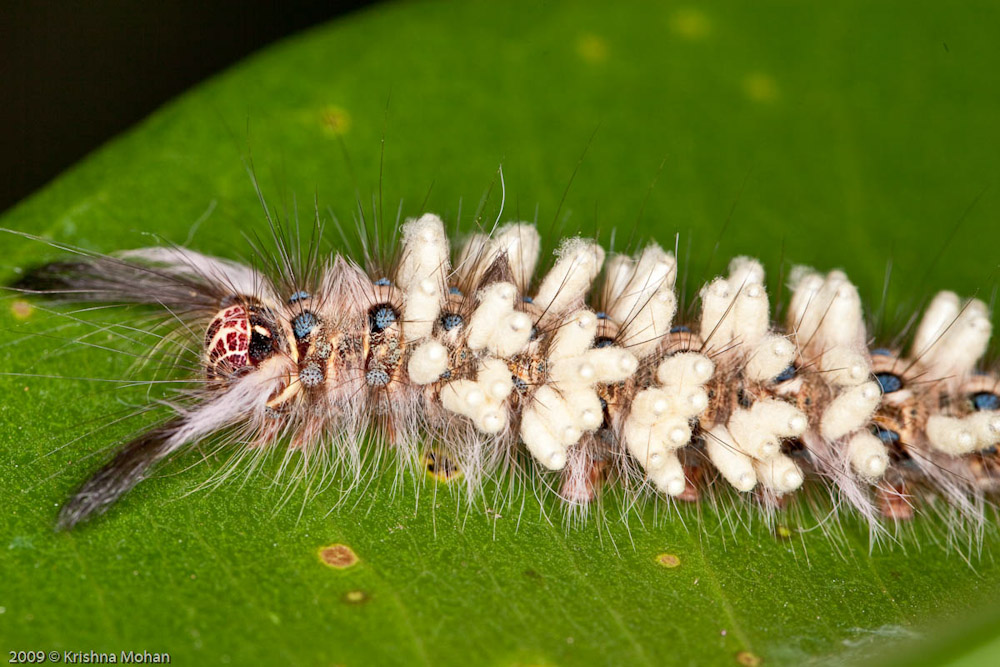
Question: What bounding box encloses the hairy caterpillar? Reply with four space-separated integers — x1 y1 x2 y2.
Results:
8 208 999 536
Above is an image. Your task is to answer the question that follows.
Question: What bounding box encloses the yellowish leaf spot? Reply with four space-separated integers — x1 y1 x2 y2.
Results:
736 651 763 666
671 8 712 40
576 33 609 63
11 300 33 320
342 589 369 605
320 106 352 137
743 72 779 103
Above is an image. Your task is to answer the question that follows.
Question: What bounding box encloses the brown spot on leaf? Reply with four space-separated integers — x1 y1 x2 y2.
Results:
318 543 358 569
736 651 762 666
656 553 681 568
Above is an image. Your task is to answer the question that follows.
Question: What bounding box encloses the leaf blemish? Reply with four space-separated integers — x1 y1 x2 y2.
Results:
10 300 33 319
576 34 609 63
320 105 351 137
736 651 762 666
342 589 369 605
670 8 712 40
319 543 358 569
656 553 681 568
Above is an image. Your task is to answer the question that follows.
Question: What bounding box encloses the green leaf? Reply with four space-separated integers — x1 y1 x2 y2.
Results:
3 1 1000 664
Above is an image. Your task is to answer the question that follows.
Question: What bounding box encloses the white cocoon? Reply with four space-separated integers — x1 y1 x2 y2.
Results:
750 398 808 438
926 415 979 456
705 425 758 492
407 341 449 385
820 381 881 441
727 256 765 288
656 352 715 389
845 430 889 480
969 411 1000 448
548 310 598 360
754 454 804 494
815 277 865 350
652 416 693 450
699 277 736 347
628 388 674 427
603 254 635 305
584 347 639 382
402 278 442 342
440 379 485 419
819 347 871 387
529 385 581 447
648 452 687 497
561 387 605 431
394 213 449 292
534 238 605 315
466 282 517 350
487 311 533 357
733 282 769 345
520 404 568 470
745 334 796 382
912 291 961 359
618 289 677 359
927 301 992 378
786 268 824 339
488 223 541 292
478 358 514 402
727 409 780 460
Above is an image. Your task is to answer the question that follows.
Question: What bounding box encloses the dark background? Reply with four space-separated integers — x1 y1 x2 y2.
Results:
1 0 373 214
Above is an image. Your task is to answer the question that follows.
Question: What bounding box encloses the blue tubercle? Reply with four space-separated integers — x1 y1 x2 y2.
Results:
440 313 464 331
291 311 319 340
875 372 902 394
872 424 901 444
972 392 1000 412
369 305 398 333
288 290 310 304
773 365 796 383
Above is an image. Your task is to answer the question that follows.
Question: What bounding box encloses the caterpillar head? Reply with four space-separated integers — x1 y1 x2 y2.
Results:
205 297 290 382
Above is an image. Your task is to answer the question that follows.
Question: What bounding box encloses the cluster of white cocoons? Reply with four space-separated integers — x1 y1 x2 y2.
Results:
405 222 640 470
397 215 996 498
912 292 1000 456
788 267 887 481
608 243 714 495
623 352 714 495
699 258 810 494
520 239 639 470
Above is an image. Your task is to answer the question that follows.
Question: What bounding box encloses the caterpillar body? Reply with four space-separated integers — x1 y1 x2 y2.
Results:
12 213 1000 533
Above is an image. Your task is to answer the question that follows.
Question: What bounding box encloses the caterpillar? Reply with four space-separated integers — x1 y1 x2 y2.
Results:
8 211 1000 534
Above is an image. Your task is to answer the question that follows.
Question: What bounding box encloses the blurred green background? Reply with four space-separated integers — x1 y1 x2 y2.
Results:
2 1 1000 664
